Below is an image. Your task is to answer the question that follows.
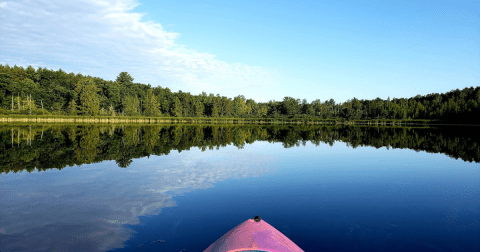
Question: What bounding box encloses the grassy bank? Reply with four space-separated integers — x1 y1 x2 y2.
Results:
0 114 448 126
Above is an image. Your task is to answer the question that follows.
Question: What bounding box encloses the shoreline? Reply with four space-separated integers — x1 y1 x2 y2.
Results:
0 116 477 126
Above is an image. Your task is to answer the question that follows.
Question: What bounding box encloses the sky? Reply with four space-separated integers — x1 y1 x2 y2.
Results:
0 0 478 103
0 142 277 252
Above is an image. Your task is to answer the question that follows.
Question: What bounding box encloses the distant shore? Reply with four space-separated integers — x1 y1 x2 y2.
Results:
1 115 475 126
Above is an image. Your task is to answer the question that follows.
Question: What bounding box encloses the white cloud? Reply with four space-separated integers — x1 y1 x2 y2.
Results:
0 145 277 252
0 0 275 102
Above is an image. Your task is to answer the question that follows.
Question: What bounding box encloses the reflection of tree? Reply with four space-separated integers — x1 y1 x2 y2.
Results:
233 127 249 149
113 126 144 168
143 126 160 153
75 126 100 163
123 126 141 147
66 125 77 142
1 124 480 173
172 125 184 147
115 156 133 168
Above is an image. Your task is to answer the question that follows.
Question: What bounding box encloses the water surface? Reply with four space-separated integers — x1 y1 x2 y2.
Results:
0 125 479 252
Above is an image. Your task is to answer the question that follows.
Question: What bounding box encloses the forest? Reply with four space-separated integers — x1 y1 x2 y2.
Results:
1 64 479 124
1 124 479 173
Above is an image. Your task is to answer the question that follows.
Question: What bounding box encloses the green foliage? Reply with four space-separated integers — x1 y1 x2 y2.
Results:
67 99 77 115
0 64 479 124
0 73 12 108
221 96 233 117
172 96 182 117
143 89 161 116
194 99 204 117
210 101 219 117
256 104 269 117
116 72 134 85
123 95 140 116
233 95 247 117
108 104 116 116
281 96 300 116
74 78 100 116
105 81 121 111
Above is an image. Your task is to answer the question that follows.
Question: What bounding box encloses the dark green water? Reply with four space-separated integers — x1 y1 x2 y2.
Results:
0 124 479 252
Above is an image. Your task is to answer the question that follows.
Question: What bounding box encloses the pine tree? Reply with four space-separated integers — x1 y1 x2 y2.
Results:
172 96 182 117
143 89 161 116
67 99 77 115
194 100 204 117
211 101 219 117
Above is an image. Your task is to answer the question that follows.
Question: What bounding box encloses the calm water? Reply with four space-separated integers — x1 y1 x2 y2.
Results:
0 124 479 252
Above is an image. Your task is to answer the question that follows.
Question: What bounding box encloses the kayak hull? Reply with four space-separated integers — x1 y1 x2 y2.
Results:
203 218 304 252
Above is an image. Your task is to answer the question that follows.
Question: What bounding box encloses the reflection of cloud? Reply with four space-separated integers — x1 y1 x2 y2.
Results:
0 147 277 252
0 0 276 102
146 149 276 195
1 169 176 252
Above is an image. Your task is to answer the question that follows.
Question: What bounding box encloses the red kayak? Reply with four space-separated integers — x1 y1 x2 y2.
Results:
204 216 304 252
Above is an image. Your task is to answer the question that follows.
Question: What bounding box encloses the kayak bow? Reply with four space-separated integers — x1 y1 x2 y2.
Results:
204 216 304 252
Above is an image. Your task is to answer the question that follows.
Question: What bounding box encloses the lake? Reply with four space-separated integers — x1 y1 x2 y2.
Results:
0 124 479 252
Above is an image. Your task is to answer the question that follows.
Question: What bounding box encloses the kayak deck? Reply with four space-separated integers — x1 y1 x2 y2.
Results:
204 216 304 252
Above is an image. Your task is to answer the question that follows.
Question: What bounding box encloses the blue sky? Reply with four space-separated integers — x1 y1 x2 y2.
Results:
0 0 478 103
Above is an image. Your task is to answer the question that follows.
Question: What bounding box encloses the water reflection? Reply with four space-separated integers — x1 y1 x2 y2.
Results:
391 155 480 231
1 124 479 174
0 147 276 252
0 124 479 252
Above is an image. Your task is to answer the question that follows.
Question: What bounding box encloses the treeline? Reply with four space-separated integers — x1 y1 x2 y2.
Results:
1 64 479 123
1 124 479 173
